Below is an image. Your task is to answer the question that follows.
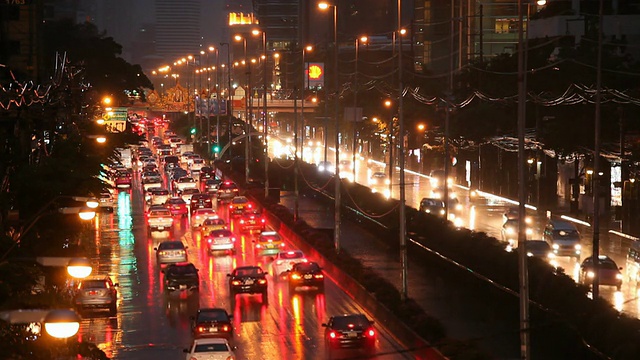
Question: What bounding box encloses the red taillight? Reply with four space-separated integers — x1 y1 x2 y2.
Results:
314 274 324 279
221 325 229 331
207 238 212 243
231 237 236 242
231 280 241 285
229 205 233 209
197 326 206 333
239 219 245 224
248 204 252 208
329 331 337 339
261 218 266 223
258 279 267 284
366 328 375 337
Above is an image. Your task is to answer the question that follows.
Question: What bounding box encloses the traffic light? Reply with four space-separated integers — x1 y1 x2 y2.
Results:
190 127 196 135
212 144 220 153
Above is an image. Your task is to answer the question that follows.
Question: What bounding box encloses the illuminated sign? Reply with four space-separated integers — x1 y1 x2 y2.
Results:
228 12 257 25
305 62 324 89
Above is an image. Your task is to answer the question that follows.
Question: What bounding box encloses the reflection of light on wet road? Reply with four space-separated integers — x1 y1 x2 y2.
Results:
614 291 625 312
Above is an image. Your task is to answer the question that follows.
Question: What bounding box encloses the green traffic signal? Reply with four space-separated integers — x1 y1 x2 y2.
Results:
213 144 220 153
190 128 196 134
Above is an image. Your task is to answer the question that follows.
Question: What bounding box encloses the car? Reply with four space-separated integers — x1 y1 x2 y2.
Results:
179 188 200 204
154 240 188 266
74 276 118 315
183 338 236 360
418 198 446 217
317 161 334 173
200 217 227 236
429 169 451 189
503 207 533 225
191 208 218 228
114 170 132 188
204 229 236 254
322 314 376 351
501 219 533 245
228 196 252 218
368 172 390 186
164 197 188 217
202 178 222 194
271 250 307 278
217 181 239 202
579 255 623 291
186 154 201 167
163 262 199 295
148 188 171 206
174 176 197 193
227 266 268 303
190 193 215 214
181 151 195 164
99 192 115 212
199 168 216 183
190 158 205 172
509 240 555 262
254 231 285 255
142 175 163 192
191 308 233 339
238 208 266 233
288 261 325 292
146 207 174 234
542 219 582 258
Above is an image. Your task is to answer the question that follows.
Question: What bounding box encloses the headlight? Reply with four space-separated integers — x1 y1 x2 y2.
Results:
552 244 559 250
574 244 581 250
526 252 534 257
455 204 463 211
616 273 623 280
425 209 431 213
547 253 555 259
526 228 533 235
439 209 445 215
506 227 515 235
587 271 595 278
525 217 532 224
385 179 391 185
453 218 464 228
318 166 325 172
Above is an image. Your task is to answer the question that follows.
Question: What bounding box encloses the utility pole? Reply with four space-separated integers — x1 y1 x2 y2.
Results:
397 0 408 301
516 0 531 358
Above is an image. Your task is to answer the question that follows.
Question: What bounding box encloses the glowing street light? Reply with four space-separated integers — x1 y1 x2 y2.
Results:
44 309 80 339
67 257 92 279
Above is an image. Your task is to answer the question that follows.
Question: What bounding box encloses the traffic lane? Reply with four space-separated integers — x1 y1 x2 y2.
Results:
220 207 414 359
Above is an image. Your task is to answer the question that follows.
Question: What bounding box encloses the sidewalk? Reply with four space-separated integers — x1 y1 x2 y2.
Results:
279 191 520 358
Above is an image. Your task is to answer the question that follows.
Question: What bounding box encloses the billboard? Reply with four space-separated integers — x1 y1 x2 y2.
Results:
103 107 128 133
305 62 324 89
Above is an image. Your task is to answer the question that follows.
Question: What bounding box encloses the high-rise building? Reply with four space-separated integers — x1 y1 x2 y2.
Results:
155 0 202 64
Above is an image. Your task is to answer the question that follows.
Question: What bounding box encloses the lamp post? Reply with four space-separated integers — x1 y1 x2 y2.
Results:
67 257 92 279
396 0 408 298
44 309 80 339
384 99 393 196
220 42 232 158
352 36 367 183
251 30 270 198
319 1 341 253
301 45 313 164
234 35 251 183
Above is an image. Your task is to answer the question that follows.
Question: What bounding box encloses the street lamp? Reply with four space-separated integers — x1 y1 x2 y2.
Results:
318 1 341 253
67 257 92 279
44 309 80 339
235 34 251 183
352 36 367 182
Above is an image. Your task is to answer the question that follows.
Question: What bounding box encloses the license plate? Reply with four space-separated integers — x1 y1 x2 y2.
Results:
304 274 312 279
225 190 230 193
347 331 357 338
245 279 254 285
210 327 218 332
158 226 164 230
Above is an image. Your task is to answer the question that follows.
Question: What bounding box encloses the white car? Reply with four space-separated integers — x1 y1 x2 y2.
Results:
143 176 163 191
191 208 218 228
180 151 195 164
190 158 205 172
271 250 307 278
175 177 197 192
204 229 236 253
183 338 235 360
149 188 171 206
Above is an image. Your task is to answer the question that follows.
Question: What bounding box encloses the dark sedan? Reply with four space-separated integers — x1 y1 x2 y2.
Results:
323 313 376 351
163 262 199 295
288 261 324 292
227 266 268 303
191 308 233 339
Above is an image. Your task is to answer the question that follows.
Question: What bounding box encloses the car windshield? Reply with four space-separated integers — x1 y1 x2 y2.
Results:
167 264 197 275
194 343 229 353
198 310 230 322
80 280 108 289
159 242 184 250
554 229 579 237
332 315 369 329
204 219 225 226
421 199 443 207
294 262 320 272
211 230 232 237
235 267 263 277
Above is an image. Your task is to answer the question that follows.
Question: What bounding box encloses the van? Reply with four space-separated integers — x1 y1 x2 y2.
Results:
542 219 581 258
626 241 640 283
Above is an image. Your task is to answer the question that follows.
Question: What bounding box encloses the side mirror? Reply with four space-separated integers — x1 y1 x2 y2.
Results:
226 273 231 277
153 247 158 251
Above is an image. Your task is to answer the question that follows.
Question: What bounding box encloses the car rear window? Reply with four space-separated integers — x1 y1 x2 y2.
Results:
194 343 229 353
235 267 262 276
80 280 107 289
159 242 184 250
280 251 303 259
332 315 369 328
166 264 197 275
198 311 229 322
151 209 172 216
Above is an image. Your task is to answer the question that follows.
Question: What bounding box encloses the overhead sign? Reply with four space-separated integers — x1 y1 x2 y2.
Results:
306 62 324 89
103 107 128 133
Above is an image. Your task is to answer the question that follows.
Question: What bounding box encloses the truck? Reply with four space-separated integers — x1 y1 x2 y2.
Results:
117 147 133 169
177 144 194 156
